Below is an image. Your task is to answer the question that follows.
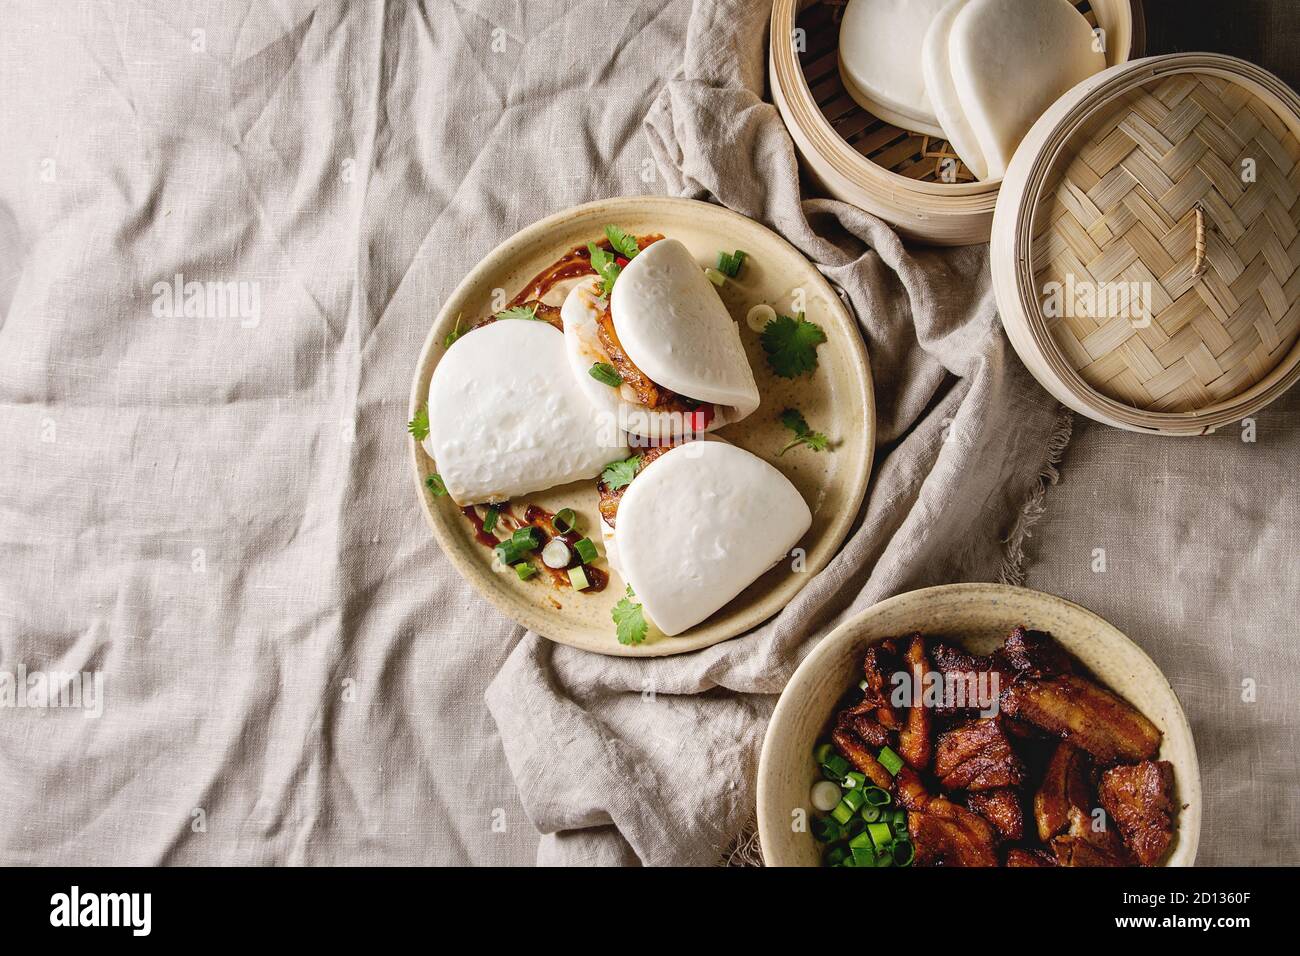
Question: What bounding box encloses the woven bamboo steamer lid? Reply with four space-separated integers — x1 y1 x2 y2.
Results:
769 0 1144 245
992 54 1300 435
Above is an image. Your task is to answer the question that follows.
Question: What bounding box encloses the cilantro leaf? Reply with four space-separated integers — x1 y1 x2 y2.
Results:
587 241 622 296
761 312 827 379
777 407 831 456
612 585 648 646
600 455 641 490
408 407 430 441
496 303 539 321
604 224 640 260
443 315 464 348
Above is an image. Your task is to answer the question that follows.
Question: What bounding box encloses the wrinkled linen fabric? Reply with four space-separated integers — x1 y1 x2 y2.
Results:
485 0 1068 867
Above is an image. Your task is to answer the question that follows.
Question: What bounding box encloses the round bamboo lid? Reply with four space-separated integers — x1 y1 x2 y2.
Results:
994 54 1300 434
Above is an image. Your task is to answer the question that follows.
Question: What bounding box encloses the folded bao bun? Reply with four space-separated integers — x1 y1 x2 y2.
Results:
922 0 989 180
946 0 1106 180
561 238 760 441
609 440 812 637
838 0 951 138
425 319 626 506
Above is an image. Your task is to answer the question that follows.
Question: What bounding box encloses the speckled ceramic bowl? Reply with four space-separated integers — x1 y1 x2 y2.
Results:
409 197 875 656
757 583 1201 866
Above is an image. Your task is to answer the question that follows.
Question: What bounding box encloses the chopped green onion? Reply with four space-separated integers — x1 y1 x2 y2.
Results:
860 803 882 823
851 846 876 866
844 816 866 838
843 770 867 790
541 538 571 569
867 822 894 851
891 808 907 830
704 267 726 287
840 788 866 813
482 505 499 533
863 786 892 807
553 508 578 534
858 678 869 692
810 780 842 813
494 541 523 566
573 537 599 564
874 853 894 867
830 801 854 826
848 830 874 849
811 815 844 843
425 474 448 497
824 845 849 866
510 527 540 551
877 746 904 776
813 742 834 765
892 840 915 867
568 566 592 591
821 754 851 781
588 362 623 388
512 562 537 581
716 249 747 278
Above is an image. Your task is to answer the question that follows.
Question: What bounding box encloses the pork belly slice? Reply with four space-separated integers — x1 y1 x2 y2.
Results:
595 443 673 528
906 795 1000 867
1034 741 1093 842
934 717 1026 791
928 639 1005 716
853 638 904 730
1099 760 1177 866
1006 847 1057 867
1051 806 1136 866
831 718 894 790
898 633 932 770
966 788 1025 842
1001 674 1161 765
1003 625 1076 678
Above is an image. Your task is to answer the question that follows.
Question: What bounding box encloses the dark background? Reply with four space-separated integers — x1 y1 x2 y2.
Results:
1144 0 1300 89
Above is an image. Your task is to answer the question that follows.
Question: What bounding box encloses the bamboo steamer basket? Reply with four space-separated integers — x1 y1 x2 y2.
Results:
992 54 1300 434
769 0 1144 245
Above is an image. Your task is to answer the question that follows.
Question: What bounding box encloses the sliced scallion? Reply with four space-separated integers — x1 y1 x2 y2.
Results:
810 780 842 813
510 527 540 551
821 754 851 781
813 742 834 765
840 788 866 813
494 541 523 566
811 815 843 843
704 267 726 288
867 821 894 851
568 566 592 591
892 840 915 867
863 786 892 807
573 537 599 565
860 803 882 823
553 508 578 534
425 474 448 497
877 746 904 777
842 770 867 790
829 801 854 826
512 562 537 581
542 538 571 569
482 505 500 533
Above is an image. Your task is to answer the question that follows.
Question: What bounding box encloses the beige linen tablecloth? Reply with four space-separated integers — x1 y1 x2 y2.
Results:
1 0 1296 866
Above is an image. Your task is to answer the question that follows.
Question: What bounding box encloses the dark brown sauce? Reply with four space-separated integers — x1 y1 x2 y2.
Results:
460 503 607 594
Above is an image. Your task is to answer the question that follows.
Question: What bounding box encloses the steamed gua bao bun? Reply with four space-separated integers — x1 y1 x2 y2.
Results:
923 0 1107 180
560 238 760 442
838 0 952 138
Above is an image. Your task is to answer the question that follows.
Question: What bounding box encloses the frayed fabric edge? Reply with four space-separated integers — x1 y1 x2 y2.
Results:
998 404 1075 587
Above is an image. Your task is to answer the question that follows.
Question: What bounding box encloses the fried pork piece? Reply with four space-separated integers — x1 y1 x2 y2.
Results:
928 640 1005 716
1099 760 1176 866
855 638 904 730
934 718 1026 791
594 307 665 408
1001 674 1162 765
1034 742 1093 841
1006 847 1056 867
831 718 894 789
967 788 1025 842
595 443 674 528
898 634 932 770
892 767 998 866
1051 806 1135 866
837 710 891 749
1003 625 1076 678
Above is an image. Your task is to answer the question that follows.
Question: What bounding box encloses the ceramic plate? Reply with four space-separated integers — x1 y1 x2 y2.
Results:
409 196 875 656
757 583 1201 864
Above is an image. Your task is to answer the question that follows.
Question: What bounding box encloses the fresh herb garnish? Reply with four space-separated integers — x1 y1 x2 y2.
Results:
425 474 448 497
761 312 827 379
443 315 464 348
778 408 830 456
612 585 648 646
495 303 539 322
408 408 430 441
482 504 500 533
587 242 622 297
716 249 747 278
589 362 623 387
600 455 641 490
604 224 640 260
